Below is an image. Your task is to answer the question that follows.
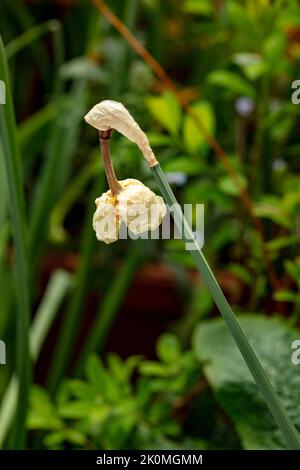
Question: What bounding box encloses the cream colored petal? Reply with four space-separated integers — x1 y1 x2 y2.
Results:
92 200 120 244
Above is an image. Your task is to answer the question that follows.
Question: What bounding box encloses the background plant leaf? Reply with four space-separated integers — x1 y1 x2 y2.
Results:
193 315 300 449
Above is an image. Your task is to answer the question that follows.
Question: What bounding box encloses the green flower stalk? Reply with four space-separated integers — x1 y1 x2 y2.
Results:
85 100 300 449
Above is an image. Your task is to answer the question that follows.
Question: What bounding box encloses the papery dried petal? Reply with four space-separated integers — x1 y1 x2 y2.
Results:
92 179 166 243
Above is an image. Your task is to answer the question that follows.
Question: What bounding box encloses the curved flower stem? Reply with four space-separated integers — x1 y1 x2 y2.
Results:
99 130 122 196
151 163 300 450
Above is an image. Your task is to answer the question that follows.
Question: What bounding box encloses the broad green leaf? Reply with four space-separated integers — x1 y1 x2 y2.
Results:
183 101 215 154
67 380 98 400
208 70 256 98
146 92 181 135
283 190 300 215
263 32 286 69
193 315 300 449
107 354 141 383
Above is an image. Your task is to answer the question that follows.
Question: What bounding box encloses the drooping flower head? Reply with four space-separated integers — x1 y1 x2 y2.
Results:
85 101 165 243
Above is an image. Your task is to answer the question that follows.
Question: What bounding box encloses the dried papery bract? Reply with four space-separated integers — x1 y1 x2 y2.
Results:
85 100 158 167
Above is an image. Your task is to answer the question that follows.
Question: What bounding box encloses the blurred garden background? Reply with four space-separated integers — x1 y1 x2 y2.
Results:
1 0 300 450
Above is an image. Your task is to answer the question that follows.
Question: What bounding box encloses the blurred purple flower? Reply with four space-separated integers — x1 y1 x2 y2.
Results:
165 172 188 186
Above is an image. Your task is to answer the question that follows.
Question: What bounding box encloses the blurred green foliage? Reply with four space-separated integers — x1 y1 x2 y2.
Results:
27 335 220 450
194 315 300 449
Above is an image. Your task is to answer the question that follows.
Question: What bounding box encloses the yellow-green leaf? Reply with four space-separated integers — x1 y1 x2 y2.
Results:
183 101 215 154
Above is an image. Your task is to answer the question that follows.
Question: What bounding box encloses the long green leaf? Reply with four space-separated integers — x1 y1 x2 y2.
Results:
47 176 103 392
151 163 300 450
0 35 30 449
75 244 140 374
5 20 61 59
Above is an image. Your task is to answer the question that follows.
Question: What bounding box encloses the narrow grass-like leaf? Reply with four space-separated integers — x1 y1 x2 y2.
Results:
30 270 73 361
3 0 50 87
19 103 57 178
110 0 139 97
19 103 56 148
49 159 99 243
5 20 61 59
151 163 300 450
29 82 87 275
0 147 12 336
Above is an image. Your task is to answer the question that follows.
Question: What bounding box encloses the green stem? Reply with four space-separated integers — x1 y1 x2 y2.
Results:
151 163 300 450
0 36 30 449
